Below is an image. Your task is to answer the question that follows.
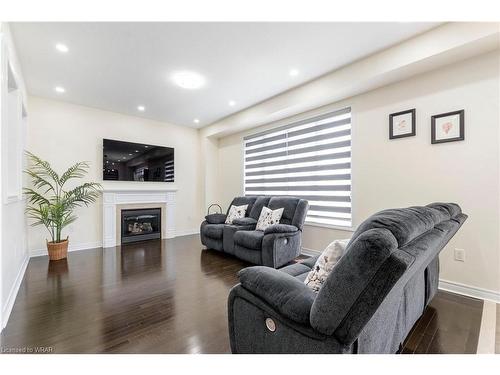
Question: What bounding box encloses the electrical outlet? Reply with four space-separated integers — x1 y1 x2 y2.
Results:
454 248 465 262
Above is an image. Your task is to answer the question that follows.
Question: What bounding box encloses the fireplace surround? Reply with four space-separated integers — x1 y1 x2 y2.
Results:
102 188 177 248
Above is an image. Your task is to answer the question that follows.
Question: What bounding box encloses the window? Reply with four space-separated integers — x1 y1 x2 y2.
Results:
243 107 352 227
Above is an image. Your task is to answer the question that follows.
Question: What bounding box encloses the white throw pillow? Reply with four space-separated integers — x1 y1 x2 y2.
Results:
225 204 248 224
255 206 284 231
304 239 350 292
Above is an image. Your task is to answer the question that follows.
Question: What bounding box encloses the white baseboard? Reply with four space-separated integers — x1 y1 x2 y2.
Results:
30 231 200 257
439 279 500 303
175 229 199 237
301 246 321 256
30 241 103 258
2 254 29 329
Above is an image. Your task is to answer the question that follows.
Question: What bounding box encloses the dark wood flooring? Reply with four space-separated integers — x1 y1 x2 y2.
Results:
0 235 484 354
401 291 483 353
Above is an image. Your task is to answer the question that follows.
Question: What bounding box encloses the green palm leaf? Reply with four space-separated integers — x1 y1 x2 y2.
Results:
25 151 60 186
24 152 102 243
59 161 90 186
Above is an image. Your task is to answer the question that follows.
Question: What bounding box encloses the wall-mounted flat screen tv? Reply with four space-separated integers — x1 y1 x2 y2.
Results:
103 139 174 182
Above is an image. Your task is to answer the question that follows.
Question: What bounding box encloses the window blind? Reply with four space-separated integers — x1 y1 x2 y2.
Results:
243 107 352 227
164 160 174 182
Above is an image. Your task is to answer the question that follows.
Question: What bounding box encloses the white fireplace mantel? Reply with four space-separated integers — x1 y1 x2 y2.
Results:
102 187 177 248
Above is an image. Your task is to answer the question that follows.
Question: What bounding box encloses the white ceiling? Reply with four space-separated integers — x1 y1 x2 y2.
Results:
11 22 439 128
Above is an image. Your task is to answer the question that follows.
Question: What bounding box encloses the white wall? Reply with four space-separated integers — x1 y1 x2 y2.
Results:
26 96 203 254
202 23 499 139
0 22 29 329
216 51 500 296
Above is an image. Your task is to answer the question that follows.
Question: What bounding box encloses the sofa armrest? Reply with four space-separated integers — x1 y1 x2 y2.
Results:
232 217 257 226
264 224 299 235
238 266 316 325
205 213 227 224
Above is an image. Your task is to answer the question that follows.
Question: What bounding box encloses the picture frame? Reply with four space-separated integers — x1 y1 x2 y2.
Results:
389 109 416 139
431 110 464 144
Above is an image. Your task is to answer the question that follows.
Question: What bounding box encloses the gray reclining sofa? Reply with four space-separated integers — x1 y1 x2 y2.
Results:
200 196 260 251
200 196 309 268
228 203 467 353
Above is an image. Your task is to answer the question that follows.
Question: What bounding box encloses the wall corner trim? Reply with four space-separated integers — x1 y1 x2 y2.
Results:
1 254 29 330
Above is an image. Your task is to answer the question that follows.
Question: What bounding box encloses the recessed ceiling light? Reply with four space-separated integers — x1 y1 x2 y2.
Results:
54 86 65 93
135 150 139 153
55 43 69 53
129 153 133 156
171 71 206 90
193 118 200 124
137 105 145 112
289 68 299 77
228 100 236 107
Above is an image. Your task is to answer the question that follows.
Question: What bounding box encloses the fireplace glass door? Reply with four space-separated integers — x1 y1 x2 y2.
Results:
121 208 161 244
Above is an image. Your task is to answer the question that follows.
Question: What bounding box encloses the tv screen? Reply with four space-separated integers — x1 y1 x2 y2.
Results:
103 139 174 182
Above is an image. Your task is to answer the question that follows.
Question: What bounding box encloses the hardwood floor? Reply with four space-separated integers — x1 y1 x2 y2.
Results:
0 235 484 354
401 291 483 353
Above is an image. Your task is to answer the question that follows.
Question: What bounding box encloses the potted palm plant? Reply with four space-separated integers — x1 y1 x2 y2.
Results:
24 152 102 261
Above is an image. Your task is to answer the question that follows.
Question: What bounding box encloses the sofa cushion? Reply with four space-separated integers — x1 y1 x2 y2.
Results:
228 196 258 217
238 266 316 325
268 197 300 225
310 228 398 335
234 230 264 250
300 255 320 269
295 273 308 283
426 202 461 218
204 223 224 239
350 206 441 248
249 196 271 220
263 224 298 235
232 217 257 226
279 262 312 277
291 199 309 230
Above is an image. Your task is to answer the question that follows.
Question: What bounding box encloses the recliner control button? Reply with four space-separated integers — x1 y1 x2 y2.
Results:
265 318 276 332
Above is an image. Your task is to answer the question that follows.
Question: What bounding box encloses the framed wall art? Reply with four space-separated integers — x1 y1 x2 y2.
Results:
389 109 416 139
431 110 464 144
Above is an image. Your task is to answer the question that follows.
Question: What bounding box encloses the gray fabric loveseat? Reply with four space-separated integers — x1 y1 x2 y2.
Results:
200 196 309 268
200 196 260 251
228 203 467 354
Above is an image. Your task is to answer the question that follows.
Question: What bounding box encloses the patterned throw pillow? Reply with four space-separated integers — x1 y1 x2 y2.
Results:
304 239 350 292
225 204 248 224
255 206 284 231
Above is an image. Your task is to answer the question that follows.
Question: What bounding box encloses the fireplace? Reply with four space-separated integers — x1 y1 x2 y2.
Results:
121 208 161 244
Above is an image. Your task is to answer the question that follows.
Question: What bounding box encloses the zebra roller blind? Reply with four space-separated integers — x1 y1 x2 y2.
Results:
243 107 352 227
